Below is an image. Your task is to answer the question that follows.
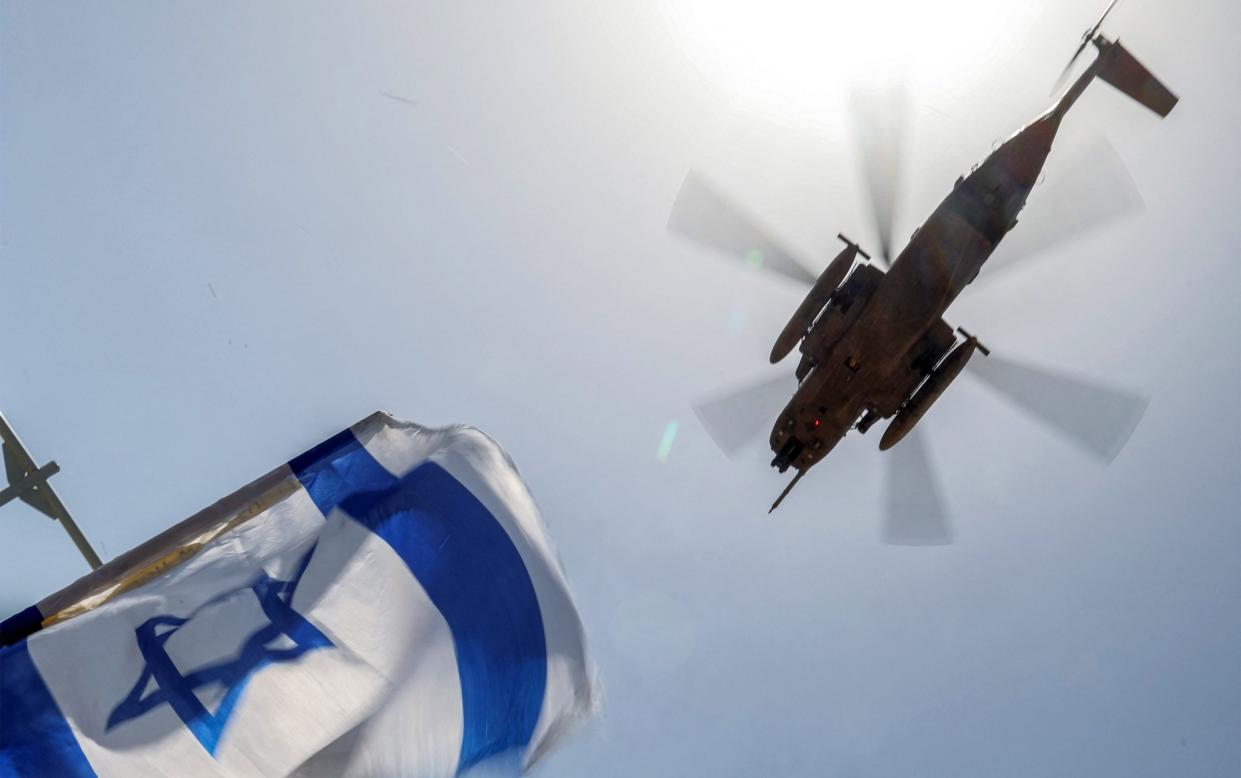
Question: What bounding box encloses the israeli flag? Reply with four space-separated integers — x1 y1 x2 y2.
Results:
0 413 595 777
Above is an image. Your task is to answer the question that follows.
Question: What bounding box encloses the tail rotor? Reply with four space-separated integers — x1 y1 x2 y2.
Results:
1055 0 1123 89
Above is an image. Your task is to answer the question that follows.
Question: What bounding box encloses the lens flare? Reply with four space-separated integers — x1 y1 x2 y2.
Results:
656 421 680 463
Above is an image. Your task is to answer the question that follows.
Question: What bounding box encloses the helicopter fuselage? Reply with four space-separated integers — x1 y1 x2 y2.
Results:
768 113 1064 474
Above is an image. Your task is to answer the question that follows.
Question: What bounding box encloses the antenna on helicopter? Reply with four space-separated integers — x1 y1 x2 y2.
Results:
0 411 102 570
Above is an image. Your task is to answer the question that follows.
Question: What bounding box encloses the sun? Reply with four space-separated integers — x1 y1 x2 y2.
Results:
660 0 1037 124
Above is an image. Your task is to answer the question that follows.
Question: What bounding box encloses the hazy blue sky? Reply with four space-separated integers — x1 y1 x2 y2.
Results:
2 1 1238 776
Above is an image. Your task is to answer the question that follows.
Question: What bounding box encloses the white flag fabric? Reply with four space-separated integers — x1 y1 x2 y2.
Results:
0 412 595 777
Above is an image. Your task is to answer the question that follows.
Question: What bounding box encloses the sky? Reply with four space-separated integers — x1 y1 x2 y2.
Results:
1 1 1238 776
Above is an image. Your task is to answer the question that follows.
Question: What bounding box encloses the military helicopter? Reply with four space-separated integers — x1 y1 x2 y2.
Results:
669 2 1177 542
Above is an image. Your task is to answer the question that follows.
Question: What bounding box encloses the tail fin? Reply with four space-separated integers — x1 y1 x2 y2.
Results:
1098 39 1178 117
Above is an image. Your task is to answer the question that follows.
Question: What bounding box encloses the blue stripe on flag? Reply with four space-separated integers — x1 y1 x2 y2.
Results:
288 429 396 518
0 641 96 777
0 605 43 648
290 433 547 773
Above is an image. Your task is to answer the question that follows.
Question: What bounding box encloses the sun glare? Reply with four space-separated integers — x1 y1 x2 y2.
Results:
661 0 1033 124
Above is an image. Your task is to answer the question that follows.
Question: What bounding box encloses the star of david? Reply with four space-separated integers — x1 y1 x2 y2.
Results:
106 544 333 755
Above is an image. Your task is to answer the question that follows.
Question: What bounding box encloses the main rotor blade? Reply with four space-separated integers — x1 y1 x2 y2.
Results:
882 427 953 546
851 80 910 265
979 136 1144 281
966 353 1148 463
668 170 817 287
693 371 796 457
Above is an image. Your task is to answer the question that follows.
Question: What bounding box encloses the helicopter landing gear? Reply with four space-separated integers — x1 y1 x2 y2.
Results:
856 409 881 434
